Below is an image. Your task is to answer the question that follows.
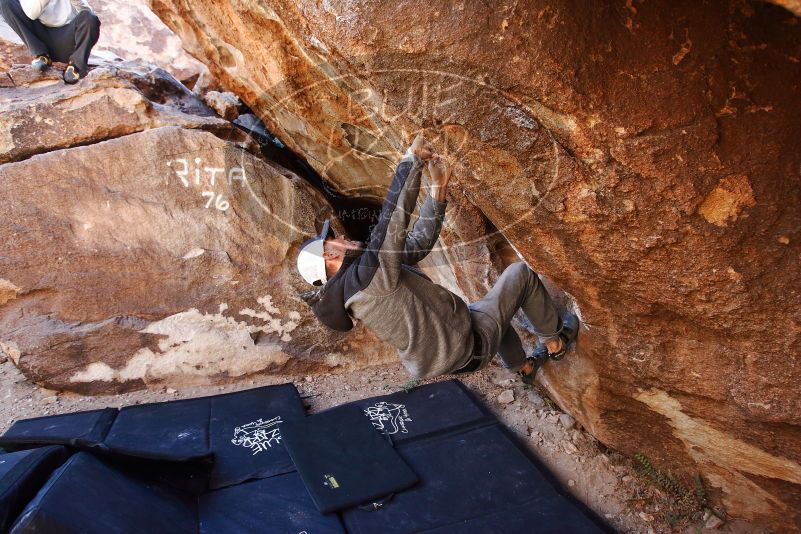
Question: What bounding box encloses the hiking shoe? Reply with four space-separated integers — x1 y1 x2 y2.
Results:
31 55 51 72
532 312 580 362
63 64 80 84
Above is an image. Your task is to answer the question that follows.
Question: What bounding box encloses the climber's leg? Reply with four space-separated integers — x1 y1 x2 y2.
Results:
0 0 50 57
468 262 561 373
497 326 527 371
67 10 100 75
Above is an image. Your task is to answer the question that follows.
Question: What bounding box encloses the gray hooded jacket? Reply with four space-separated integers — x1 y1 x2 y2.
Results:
310 154 474 378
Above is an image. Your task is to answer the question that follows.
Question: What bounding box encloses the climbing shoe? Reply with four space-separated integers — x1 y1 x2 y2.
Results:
517 353 548 385
531 312 580 362
63 64 80 84
31 55 51 72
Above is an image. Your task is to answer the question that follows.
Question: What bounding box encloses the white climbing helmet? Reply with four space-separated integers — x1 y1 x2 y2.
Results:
296 219 334 286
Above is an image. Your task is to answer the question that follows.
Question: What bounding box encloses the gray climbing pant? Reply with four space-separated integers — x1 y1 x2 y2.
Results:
467 262 561 372
0 0 100 74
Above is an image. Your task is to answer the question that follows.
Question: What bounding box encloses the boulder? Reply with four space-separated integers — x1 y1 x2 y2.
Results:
91 0 204 83
0 125 395 394
0 63 395 394
0 1 203 83
0 62 228 164
147 0 801 529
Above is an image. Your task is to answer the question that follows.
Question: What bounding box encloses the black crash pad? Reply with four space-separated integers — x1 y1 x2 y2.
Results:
0 409 116 450
2 380 608 533
342 424 604 534
1 384 306 491
208 383 305 489
103 396 211 461
342 380 493 444
0 446 71 532
100 383 305 489
199 472 345 534
422 503 605 534
282 406 418 513
10 452 197 534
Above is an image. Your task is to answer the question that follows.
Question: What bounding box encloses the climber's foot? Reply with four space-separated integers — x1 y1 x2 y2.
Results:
63 63 80 84
517 354 547 385
532 312 580 362
31 55 51 72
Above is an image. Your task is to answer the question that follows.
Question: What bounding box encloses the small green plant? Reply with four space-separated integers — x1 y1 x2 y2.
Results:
664 511 681 528
633 453 686 496
693 474 707 508
632 453 712 526
384 378 421 393
401 378 421 392
541 395 557 410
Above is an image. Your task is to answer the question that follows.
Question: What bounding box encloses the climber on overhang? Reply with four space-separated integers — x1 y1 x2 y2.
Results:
0 0 100 84
296 134 579 383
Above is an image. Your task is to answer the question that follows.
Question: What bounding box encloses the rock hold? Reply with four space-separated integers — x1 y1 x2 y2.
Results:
203 90 243 121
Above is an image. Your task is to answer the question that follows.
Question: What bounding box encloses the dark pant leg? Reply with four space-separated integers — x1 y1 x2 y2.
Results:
0 0 49 57
67 10 99 73
38 23 71 63
40 10 99 71
469 262 560 370
497 326 527 370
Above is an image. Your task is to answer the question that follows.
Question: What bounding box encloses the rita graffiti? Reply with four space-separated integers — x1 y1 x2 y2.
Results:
167 158 248 211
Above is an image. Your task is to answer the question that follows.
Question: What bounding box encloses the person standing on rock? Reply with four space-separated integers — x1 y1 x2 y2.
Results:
0 0 99 84
296 134 579 383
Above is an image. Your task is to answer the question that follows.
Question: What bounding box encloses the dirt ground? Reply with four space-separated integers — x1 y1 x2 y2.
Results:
0 357 765 534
